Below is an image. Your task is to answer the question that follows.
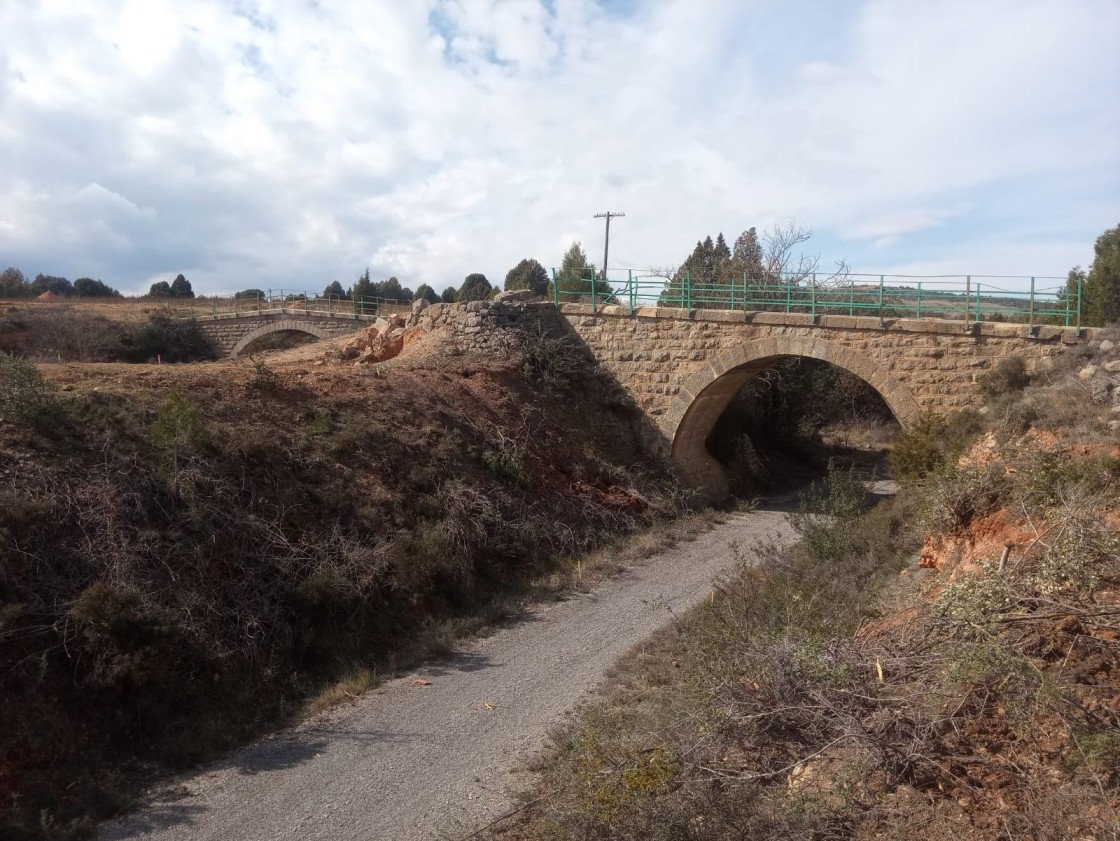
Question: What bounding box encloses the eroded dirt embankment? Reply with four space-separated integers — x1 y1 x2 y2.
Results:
1 323 688 840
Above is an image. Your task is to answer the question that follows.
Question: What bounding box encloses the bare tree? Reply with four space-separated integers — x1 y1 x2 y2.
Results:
761 221 849 286
650 221 850 309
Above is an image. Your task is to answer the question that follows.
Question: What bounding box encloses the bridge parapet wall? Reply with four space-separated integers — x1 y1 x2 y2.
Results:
400 299 1092 428
553 303 1090 425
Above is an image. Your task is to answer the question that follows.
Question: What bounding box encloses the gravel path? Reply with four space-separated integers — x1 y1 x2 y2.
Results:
100 505 799 841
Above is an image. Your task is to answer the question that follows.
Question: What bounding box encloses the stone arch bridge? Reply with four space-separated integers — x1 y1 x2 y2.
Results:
193 312 373 357
188 301 1094 498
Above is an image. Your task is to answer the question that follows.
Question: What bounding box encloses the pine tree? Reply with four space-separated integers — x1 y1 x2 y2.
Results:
553 242 610 303
379 276 407 303
1085 224 1120 326
504 258 549 296
731 227 764 282
414 284 440 304
350 268 374 301
169 274 193 299
456 273 493 302
323 280 348 300
661 235 734 308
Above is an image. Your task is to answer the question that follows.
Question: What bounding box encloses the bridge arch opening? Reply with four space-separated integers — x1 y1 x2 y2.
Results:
666 337 922 500
230 321 336 357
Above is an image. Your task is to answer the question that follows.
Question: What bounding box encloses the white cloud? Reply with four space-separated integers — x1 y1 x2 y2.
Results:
844 207 965 249
0 0 1116 294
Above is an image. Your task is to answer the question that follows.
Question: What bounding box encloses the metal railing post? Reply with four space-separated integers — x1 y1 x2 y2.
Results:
916 282 922 319
811 273 817 319
552 269 559 308
878 275 884 324
591 271 597 313
785 278 791 313
1029 277 1035 327
965 276 971 325
628 270 635 314
1076 272 1083 328
685 269 692 311
849 278 854 316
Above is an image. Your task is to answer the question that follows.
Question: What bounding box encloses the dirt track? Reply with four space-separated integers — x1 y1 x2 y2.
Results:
98 506 798 841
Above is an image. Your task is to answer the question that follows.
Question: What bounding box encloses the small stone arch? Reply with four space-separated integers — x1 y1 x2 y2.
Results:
229 320 336 357
662 336 923 498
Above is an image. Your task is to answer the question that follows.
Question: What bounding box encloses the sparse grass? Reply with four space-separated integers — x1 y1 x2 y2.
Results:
303 668 381 718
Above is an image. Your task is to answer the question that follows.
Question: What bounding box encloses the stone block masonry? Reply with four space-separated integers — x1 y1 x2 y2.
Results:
193 313 375 357
413 299 1095 496
193 298 1098 497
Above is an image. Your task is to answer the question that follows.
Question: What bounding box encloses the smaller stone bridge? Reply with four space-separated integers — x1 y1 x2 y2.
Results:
192 311 372 356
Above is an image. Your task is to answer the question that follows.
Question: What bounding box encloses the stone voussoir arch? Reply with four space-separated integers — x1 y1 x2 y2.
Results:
662 335 923 496
229 319 338 357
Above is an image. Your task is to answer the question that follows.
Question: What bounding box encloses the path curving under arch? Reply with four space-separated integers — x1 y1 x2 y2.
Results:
663 336 923 498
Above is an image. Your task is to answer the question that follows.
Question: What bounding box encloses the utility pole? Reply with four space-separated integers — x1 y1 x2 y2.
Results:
593 211 625 284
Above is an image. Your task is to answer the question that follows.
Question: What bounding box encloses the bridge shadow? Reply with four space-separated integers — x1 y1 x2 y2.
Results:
749 449 896 515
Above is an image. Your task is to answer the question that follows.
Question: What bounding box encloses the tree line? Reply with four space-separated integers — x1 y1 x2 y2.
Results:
5 223 1116 325
0 268 122 299
1064 223 1120 327
0 268 200 300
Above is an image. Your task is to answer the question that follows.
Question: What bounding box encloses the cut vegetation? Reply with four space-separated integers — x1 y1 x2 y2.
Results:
488 333 1120 841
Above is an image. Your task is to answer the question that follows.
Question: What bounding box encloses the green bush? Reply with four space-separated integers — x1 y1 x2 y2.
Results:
924 463 1006 534
889 409 983 481
978 356 1030 396
484 436 531 488
0 352 68 431
122 316 218 363
69 582 182 688
888 413 947 480
150 392 207 468
248 358 279 392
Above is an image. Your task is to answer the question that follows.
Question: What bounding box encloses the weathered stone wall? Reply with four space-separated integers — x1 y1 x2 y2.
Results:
193 314 372 356
405 298 1096 494
557 303 1086 420
193 296 1099 496
411 298 564 355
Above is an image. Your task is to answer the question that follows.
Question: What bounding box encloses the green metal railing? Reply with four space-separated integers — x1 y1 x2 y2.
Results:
550 270 1081 328
160 290 414 321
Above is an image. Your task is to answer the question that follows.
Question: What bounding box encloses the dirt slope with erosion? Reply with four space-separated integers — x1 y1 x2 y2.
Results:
0 321 687 839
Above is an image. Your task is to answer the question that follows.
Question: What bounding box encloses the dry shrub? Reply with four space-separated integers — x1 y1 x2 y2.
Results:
978 355 1030 396
924 462 1007 534
494 417 1120 841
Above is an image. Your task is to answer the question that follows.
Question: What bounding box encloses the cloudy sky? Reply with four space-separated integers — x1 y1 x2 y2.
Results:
1 0 1117 296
